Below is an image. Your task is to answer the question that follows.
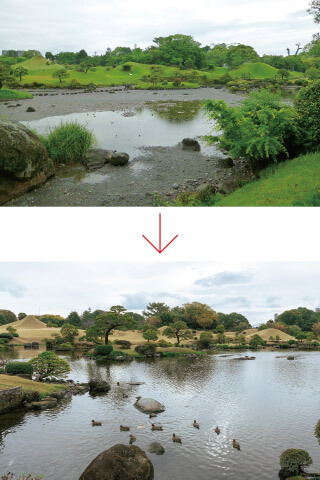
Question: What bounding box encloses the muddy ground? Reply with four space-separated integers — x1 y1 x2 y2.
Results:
1 87 246 207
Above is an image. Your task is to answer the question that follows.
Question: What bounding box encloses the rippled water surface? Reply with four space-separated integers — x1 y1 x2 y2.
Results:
1 351 320 480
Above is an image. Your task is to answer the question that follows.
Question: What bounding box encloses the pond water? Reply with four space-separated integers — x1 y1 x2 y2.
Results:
1 350 320 480
22 101 220 159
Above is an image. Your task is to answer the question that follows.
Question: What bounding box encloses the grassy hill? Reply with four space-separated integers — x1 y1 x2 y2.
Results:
214 152 320 206
244 328 295 342
0 315 85 344
9 56 303 88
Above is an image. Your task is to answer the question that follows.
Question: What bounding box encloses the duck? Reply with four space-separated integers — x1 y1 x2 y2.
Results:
92 420 102 426
193 420 200 429
149 413 157 418
215 427 220 435
151 423 163 431
120 425 130 431
172 433 182 443
129 434 136 444
233 439 240 450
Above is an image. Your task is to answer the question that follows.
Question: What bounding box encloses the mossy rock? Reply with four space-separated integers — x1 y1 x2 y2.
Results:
0 118 55 204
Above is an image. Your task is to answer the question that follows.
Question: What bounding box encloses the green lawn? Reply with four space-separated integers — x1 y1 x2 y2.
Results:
215 153 320 206
7 56 304 89
0 374 65 397
0 88 33 100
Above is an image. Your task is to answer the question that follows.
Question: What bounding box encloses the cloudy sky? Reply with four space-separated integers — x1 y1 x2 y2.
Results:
0 262 319 325
0 0 316 56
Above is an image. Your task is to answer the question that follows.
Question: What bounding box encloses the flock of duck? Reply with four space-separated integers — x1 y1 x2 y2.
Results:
91 419 241 450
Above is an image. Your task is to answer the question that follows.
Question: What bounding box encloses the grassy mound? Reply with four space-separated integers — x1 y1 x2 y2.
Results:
14 315 47 329
10 57 303 89
245 328 295 342
0 88 33 100
215 152 320 206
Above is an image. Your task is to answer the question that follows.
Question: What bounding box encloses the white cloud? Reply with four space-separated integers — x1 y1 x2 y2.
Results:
0 262 320 326
0 0 315 55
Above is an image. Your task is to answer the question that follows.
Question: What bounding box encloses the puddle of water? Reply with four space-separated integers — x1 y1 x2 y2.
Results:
81 172 110 184
22 101 221 159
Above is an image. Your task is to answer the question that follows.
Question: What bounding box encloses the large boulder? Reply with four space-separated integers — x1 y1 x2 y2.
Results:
110 152 130 166
0 118 55 204
79 444 154 480
134 397 165 414
181 138 201 152
88 380 111 394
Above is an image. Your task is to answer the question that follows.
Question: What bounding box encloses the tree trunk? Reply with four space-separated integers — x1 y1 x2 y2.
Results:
105 328 113 344
176 333 180 344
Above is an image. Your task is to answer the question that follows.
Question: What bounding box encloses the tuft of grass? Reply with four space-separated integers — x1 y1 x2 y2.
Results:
0 88 33 100
39 121 96 164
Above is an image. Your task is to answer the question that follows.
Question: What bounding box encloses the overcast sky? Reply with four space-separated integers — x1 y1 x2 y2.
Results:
0 0 316 56
0 262 319 326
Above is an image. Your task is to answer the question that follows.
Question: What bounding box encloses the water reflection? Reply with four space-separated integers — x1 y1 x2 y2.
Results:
22 102 218 159
1 351 320 480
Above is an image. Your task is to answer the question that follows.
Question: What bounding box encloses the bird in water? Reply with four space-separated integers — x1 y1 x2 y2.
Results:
215 427 220 435
92 420 102 426
152 423 163 431
120 425 130 431
172 433 182 443
129 434 136 444
233 439 240 450
193 420 200 429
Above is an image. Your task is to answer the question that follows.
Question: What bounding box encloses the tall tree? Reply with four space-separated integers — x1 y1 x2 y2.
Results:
163 321 192 344
13 66 28 81
52 68 70 83
66 311 81 327
93 306 138 344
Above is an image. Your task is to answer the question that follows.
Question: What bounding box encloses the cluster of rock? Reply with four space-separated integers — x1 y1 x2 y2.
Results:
84 149 129 170
0 118 55 204
24 383 89 411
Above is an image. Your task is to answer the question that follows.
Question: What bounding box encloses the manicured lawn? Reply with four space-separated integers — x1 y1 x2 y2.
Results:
215 152 320 206
0 88 33 100
0 374 65 396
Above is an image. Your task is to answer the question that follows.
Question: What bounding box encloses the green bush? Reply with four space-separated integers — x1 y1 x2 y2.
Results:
204 89 299 168
114 340 131 349
280 449 312 476
295 80 320 152
0 368 5 373
5 362 33 375
109 350 126 359
135 344 156 356
0 333 13 339
157 339 173 348
40 121 96 164
94 345 113 356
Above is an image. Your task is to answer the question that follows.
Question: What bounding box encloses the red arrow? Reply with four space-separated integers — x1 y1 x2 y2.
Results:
142 213 178 254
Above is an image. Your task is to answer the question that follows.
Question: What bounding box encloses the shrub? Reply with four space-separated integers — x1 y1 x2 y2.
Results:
0 368 5 373
199 332 213 347
29 352 70 379
115 340 131 349
157 339 173 348
135 344 157 356
295 80 320 152
40 121 96 164
0 333 13 339
204 89 299 169
280 449 312 476
94 345 113 356
109 350 126 359
122 64 131 71
5 362 33 375
172 77 182 87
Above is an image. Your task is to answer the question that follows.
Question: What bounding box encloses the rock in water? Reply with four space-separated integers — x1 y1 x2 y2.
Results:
147 442 165 455
110 152 130 166
79 444 154 480
0 118 54 204
134 397 165 414
84 148 114 171
26 106 36 112
88 380 111 393
181 138 201 152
